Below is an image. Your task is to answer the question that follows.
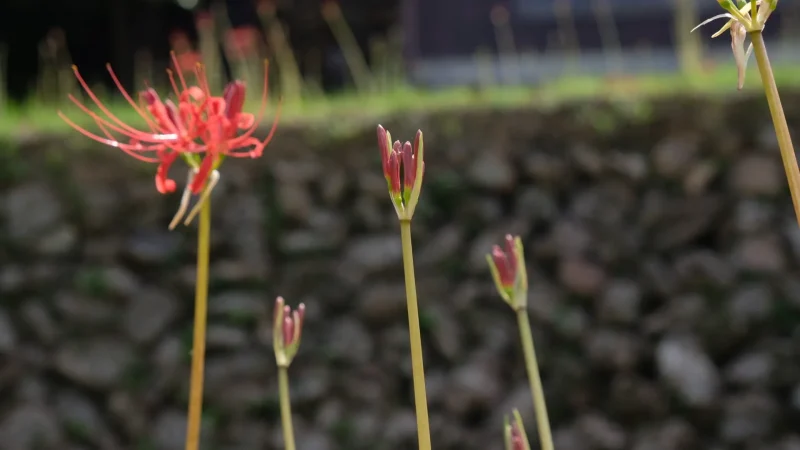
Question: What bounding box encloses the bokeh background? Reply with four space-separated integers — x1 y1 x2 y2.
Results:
2 1 800 449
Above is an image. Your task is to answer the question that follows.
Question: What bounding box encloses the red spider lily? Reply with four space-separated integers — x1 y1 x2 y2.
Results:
491 234 518 289
58 52 282 198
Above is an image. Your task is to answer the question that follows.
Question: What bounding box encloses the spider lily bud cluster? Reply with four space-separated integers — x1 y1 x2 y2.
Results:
504 409 531 450
486 234 528 311
691 0 778 89
377 125 425 221
273 297 305 368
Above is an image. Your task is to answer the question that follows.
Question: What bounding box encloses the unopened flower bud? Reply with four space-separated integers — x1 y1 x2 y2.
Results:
503 409 531 450
223 80 246 119
273 297 305 367
487 234 528 310
376 125 425 220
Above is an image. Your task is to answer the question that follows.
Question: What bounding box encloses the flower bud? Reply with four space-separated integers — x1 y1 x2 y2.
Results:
487 234 528 310
273 297 306 367
503 409 531 450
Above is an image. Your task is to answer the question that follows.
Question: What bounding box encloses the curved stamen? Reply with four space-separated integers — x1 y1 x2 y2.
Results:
105 64 160 132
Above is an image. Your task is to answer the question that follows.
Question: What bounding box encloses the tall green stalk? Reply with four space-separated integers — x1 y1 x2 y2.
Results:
750 30 800 226
515 310 553 450
399 220 432 450
278 367 296 450
185 199 211 450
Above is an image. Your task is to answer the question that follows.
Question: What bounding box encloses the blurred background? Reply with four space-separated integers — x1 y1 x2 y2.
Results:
3 1 800 449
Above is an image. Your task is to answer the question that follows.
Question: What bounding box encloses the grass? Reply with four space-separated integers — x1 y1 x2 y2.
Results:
3 62 800 140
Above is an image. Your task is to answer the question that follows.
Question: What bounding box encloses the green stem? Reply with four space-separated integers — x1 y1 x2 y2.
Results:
399 220 432 450
516 309 553 450
185 199 211 450
278 366 297 450
750 31 800 227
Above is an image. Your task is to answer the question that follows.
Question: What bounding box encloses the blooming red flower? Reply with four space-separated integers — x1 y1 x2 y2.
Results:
59 52 281 198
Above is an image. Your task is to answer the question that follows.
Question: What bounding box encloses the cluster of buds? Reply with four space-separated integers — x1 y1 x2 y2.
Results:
273 297 306 368
486 234 528 311
377 125 425 221
691 0 778 89
59 52 281 229
503 409 531 450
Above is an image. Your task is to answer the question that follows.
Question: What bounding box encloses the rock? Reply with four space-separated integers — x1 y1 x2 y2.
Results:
732 234 786 273
719 391 778 443
209 291 268 322
725 351 774 387
656 336 720 407
343 234 402 273
206 325 249 349
416 225 463 266
20 301 59 344
54 292 117 326
36 225 77 255
0 308 17 353
598 279 641 324
577 413 626 449
123 288 180 344
383 409 419 446
515 188 558 225
443 359 501 416
585 329 642 371
0 404 62 449
683 160 718 194
734 200 774 233
55 339 135 388
728 283 774 326
468 152 516 191
55 390 117 447
2 183 63 241
428 305 463 361
558 258 606 296
730 155 782 196
524 151 570 186
277 182 313 222
125 229 182 264
653 135 698 178
356 283 408 325
323 318 373 365
631 419 695 450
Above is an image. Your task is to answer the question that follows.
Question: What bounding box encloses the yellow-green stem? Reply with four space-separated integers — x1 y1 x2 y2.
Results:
278 366 297 450
185 199 211 450
516 309 554 450
750 31 800 227
399 220 432 450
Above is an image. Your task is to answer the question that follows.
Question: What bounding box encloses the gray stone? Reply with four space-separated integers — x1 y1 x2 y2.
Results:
0 308 17 353
732 234 786 273
468 152 516 190
343 234 402 273
3 183 63 241
323 318 373 364
558 258 606 296
730 155 782 196
729 283 774 326
123 288 180 344
653 135 698 178
125 229 182 264
585 329 641 371
356 282 408 325
725 351 774 387
598 279 641 324
55 339 134 388
656 336 720 407
0 404 62 449
577 413 626 449
719 391 778 443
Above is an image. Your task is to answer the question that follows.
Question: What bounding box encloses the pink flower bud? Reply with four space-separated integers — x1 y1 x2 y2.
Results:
223 80 246 120
402 141 415 191
283 316 294 346
511 422 525 450
274 296 285 323
388 151 401 196
492 245 514 288
377 125 390 179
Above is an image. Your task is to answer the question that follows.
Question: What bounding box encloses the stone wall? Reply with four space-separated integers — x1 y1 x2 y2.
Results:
2 94 800 450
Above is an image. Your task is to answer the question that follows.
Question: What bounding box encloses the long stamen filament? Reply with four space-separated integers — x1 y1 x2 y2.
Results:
169 169 198 230
184 170 220 226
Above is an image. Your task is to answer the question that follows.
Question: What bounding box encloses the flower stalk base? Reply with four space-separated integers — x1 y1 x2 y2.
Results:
515 308 554 450
278 366 297 450
750 30 800 226
185 198 211 450
399 219 432 450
